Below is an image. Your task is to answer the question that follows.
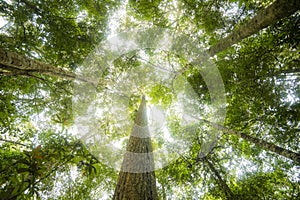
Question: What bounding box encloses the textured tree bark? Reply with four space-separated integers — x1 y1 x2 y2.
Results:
203 157 235 199
200 119 300 164
0 48 93 84
113 96 158 200
208 0 300 56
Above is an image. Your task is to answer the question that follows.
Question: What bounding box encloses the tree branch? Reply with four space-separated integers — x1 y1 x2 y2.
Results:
203 157 235 199
207 0 300 56
199 118 300 164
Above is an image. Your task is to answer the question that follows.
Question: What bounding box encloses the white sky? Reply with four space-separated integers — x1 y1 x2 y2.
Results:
0 17 7 29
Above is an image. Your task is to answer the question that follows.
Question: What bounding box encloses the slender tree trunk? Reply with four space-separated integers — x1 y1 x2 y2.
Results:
208 0 300 56
200 119 300 164
113 96 158 200
203 157 235 199
0 48 94 85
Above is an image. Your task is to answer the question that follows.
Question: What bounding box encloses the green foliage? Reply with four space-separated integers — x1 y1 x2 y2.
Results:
187 69 211 103
215 13 300 150
148 84 173 108
0 130 115 199
181 0 227 32
112 52 141 73
232 170 300 199
0 0 119 67
128 0 168 26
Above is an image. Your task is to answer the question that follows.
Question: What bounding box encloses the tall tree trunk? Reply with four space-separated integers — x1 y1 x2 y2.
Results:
113 96 158 200
202 157 235 199
0 48 93 84
200 119 300 164
208 0 300 56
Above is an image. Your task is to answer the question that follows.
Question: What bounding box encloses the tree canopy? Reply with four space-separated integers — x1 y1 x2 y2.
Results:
0 0 299 199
